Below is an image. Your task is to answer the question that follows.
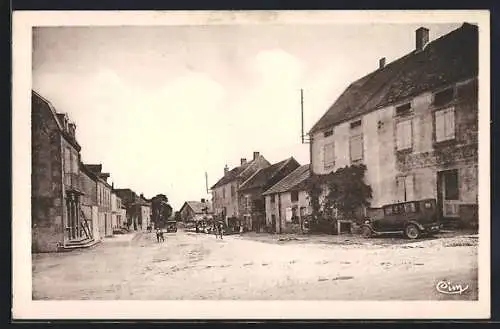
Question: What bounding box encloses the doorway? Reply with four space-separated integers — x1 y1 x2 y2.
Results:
437 169 460 219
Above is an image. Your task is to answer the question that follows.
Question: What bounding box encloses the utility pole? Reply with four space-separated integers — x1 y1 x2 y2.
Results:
300 88 310 144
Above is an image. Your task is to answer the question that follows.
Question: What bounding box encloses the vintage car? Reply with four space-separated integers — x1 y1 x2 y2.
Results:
361 198 441 239
165 220 178 233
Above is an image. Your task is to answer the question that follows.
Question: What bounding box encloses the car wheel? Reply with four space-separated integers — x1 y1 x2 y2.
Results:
405 224 420 239
361 226 372 238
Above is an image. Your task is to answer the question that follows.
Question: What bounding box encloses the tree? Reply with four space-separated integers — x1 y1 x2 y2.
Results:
325 164 372 222
151 194 172 228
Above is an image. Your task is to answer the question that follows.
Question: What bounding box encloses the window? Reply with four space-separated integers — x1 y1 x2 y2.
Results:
291 191 299 202
231 185 236 198
223 187 226 199
433 87 454 107
349 134 363 163
396 175 414 202
350 119 362 129
396 119 413 151
404 202 417 213
384 206 393 215
435 107 455 142
395 102 412 116
444 170 459 200
64 148 71 174
245 195 251 211
323 129 333 138
271 194 276 204
323 142 335 169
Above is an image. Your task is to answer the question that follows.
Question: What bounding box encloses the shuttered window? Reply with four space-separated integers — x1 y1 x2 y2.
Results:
396 175 415 202
396 119 413 150
323 142 335 169
435 107 455 142
349 134 363 163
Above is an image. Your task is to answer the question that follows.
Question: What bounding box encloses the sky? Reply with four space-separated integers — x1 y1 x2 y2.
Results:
32 22 462 210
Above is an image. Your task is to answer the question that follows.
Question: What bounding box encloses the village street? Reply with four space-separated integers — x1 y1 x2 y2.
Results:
32 230 478 300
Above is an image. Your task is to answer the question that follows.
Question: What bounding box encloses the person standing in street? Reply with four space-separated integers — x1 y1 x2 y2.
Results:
213 221 219 239
218 221 223 240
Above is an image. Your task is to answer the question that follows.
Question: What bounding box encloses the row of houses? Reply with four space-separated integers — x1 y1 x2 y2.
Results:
209 23 479 233
31 91 153 253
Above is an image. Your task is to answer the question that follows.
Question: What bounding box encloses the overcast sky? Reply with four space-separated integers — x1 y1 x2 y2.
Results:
32 22 462 210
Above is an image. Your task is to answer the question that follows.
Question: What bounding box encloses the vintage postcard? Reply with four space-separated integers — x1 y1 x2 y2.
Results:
12 10 490 319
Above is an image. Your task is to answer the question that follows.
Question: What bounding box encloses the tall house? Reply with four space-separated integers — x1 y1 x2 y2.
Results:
309 23 478 226
210 152 270 228
32 91 96 252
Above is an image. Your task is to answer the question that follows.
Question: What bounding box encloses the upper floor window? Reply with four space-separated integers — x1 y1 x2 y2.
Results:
222 187 226 199
271 194 276 204
435 107 455 142
433 87 455 107
396 119 413 151
349 134 363 164
64 148 71 174
231 185 236 198
245 195 251 211
323 142 335 170
323 129 333 138
395 102 412 116
350 119 362 129
291 190 299 202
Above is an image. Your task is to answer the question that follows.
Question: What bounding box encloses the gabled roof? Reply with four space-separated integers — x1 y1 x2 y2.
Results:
263 164 311 196
239 157 299 191
180 201 213 214
310 23 478 134
211 155 267 189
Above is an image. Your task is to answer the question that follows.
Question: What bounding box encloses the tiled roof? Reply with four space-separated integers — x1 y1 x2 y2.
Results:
211 156 268 189
263 164 310 195
239 157 299 191
310 23 478 134
182 201 213 214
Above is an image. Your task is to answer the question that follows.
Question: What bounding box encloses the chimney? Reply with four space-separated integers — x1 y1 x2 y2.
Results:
379 57 386 69
253 152 260 160
240 158 247 166
224 164 229 175
415 27 429 52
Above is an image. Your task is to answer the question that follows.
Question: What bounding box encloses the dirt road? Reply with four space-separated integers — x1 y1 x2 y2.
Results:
32 230 478 300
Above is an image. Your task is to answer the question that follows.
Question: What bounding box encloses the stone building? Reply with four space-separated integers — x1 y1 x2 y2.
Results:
308 23 478 227
111 191 126 230
179 200 213 223
263 164 311 233
211 152 270 229
84 164 114 237
238 157 301 232
31 91 97 252
79 162 100 241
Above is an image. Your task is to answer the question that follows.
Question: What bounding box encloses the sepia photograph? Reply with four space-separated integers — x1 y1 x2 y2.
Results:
12 10 490 319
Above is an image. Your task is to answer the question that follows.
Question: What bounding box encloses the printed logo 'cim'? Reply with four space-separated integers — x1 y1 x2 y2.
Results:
436 280 469 295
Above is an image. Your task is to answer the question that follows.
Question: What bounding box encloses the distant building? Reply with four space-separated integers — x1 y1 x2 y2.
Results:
84 164 114 237
111 191 126 230
179 199 213 222
308 23 478 227
211 152 270 229
138 194 152 230
238 157 301 232
263 164 311 233
31 91 97 252
79 162 100 241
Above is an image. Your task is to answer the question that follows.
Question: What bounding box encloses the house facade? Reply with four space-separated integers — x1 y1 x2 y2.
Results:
85 164 114 237
179 200 214 222
79 162 100 241
32 91 96 252
238 157 301 232
309 23 478 227
139 195 152 230
211 152 270 228
111 192 126 230
263 164 311 233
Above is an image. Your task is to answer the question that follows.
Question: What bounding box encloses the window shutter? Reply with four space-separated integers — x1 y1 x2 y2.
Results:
405 175 415 201
445 108 455 140
435 110 445 142
396 177 405 202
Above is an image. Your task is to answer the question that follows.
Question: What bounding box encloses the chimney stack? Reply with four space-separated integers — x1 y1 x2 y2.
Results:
253 152 260 160
224 164 229 175
379 57 386 69
415 27 429 52
240 158 247 166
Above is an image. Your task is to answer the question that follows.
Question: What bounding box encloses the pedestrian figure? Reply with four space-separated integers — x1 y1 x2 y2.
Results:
213 222 219 239
156 227 164 243
218 221 223 240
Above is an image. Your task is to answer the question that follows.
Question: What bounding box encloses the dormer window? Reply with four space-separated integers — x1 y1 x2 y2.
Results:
350 119 362 129
395 102 412 116
323 129 333 138
433 87 455 107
